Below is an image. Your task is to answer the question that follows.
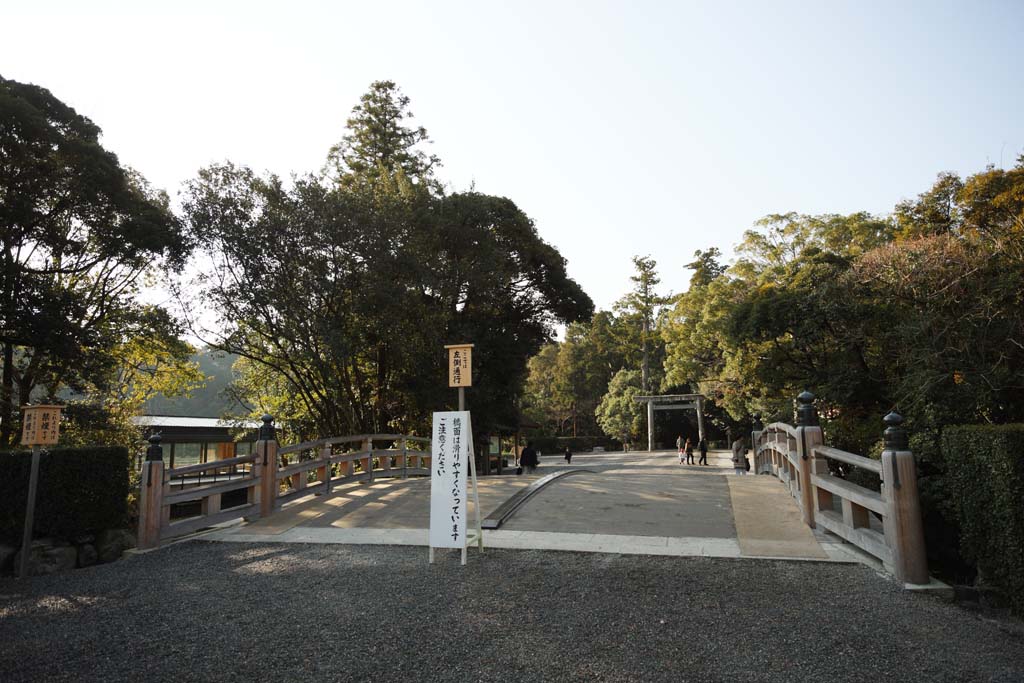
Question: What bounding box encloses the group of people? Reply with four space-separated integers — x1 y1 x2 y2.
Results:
520 436 752 475
517 442 574 474
676 434 751 474
675 435 709 465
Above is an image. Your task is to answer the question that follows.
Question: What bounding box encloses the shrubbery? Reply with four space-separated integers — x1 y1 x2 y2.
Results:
942 424 1024 613
0 447 131 544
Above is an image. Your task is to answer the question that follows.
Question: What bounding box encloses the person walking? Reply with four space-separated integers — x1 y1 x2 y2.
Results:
684 437 695 465
521 441 539 473
676 435 684 463
698 437 708 466
564 446 572 465
731 436 747 475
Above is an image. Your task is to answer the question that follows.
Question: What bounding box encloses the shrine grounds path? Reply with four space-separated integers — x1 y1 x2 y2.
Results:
208 450 860 564
2 541 1024 682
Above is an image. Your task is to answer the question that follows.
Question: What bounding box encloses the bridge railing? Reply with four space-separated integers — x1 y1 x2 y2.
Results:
275 434 431 506
753 392 928 585
138 416 431 549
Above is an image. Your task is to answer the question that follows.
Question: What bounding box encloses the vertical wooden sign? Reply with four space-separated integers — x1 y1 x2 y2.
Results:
445 344 473 388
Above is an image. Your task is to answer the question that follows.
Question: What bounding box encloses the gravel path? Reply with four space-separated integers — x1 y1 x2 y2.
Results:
1 542 1023 682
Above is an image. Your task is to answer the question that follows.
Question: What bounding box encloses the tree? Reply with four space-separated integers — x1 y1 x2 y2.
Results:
0 75 191 445
614 255 669 393
686 248 726 288
324 80 440 191
181 83 592 441
595 369 644 443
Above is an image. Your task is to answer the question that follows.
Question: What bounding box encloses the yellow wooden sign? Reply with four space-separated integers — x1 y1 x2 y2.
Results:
445 344 473 388
21 405 63 446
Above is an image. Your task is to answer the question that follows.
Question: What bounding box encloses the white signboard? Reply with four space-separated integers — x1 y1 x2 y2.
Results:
429 411 470 549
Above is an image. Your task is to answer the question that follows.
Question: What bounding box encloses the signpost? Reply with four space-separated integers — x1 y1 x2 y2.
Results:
445 343 473 409
18 405 63 579
430 344 482 565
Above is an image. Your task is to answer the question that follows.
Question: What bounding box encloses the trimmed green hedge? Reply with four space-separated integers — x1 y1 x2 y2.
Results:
943 424 1024 613
529 436 623 454
0 446 130 544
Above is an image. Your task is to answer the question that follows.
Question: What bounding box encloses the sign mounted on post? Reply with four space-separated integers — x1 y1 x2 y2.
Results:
445 344 473 388
428 410 483 563
18 404 63 579
429 411 469 548
21 405 62 446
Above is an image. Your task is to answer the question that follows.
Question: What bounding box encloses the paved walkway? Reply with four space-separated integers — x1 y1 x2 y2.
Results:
208 450 863 566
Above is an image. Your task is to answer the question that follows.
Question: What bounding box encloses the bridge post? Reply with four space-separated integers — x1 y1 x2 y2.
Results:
138 434 166 550
256 414 279 518
751 416 764 474
320 444 332 495
880 412 929 585
794 391 823 528
362 437 373 482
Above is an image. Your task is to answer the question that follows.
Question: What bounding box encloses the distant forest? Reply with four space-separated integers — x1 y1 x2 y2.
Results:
143 349 240 417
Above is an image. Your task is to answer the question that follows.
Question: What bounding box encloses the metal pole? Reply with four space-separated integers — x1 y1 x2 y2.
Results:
458 387 465 412
18 445 41 579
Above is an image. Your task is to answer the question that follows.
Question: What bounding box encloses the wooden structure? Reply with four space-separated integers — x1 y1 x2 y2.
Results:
138 415 432 549
633 394 706 452
753 392 928 585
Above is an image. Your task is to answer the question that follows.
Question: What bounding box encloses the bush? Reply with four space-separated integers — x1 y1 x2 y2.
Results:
0 446 131 544
528 436 622 454
943 424 1024 613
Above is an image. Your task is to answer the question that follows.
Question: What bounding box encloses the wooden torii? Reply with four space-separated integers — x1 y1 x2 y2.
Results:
633 394 706 452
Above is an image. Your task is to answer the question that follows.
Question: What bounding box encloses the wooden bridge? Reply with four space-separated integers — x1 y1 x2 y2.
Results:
137 393 931 587
138 424 434 548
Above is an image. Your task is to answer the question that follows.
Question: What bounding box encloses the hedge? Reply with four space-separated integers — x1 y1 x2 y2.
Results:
0 446 130 544
942 424 1024 613
528 436 623 454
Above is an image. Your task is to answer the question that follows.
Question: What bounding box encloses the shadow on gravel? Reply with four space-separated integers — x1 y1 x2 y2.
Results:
2 542 1023 682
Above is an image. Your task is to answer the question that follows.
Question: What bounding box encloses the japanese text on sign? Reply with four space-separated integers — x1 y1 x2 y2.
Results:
445 344 473 388
21 405 62 446
429 411 469 548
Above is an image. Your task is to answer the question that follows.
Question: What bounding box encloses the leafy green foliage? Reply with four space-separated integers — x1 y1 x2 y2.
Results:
595 369 644 443
324 80 440 192
0 75 193 446
0 446 130 543
180 83 592 442
943 424 1024 613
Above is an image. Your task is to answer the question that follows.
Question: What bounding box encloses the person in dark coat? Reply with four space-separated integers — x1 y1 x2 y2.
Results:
564 446 572 464
684 437 695 465
521 442 539 473
698 437 709 466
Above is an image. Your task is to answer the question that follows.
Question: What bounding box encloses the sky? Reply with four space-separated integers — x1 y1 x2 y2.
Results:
2 0 1023 312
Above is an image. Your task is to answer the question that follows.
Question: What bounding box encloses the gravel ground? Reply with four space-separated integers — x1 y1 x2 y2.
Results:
1 542 1023 682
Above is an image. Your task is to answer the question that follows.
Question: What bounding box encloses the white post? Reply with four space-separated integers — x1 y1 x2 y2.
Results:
647 400 654 452
696 398 706 443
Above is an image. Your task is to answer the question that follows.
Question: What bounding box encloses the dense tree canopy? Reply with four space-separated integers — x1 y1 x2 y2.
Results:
660 160 1024 451
0 75 196 446
181 82 592 441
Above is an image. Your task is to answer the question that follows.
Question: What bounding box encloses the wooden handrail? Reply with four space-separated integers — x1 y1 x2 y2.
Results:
279 432 428 455
167 454 256 478
813 445 882 474
764 422 799 438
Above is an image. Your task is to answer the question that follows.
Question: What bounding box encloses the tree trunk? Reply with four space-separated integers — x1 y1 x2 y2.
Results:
641 314 649 394
0 341 12 446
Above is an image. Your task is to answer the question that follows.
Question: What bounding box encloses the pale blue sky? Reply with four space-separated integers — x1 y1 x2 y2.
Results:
2 1 1022 311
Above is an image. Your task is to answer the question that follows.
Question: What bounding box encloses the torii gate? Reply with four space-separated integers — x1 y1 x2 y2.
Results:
634 394 706 452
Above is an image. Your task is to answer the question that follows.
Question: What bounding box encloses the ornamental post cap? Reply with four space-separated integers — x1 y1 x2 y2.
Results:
145 432 163 462
259 414 276 440
796 390 818 426
883 411 908 450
